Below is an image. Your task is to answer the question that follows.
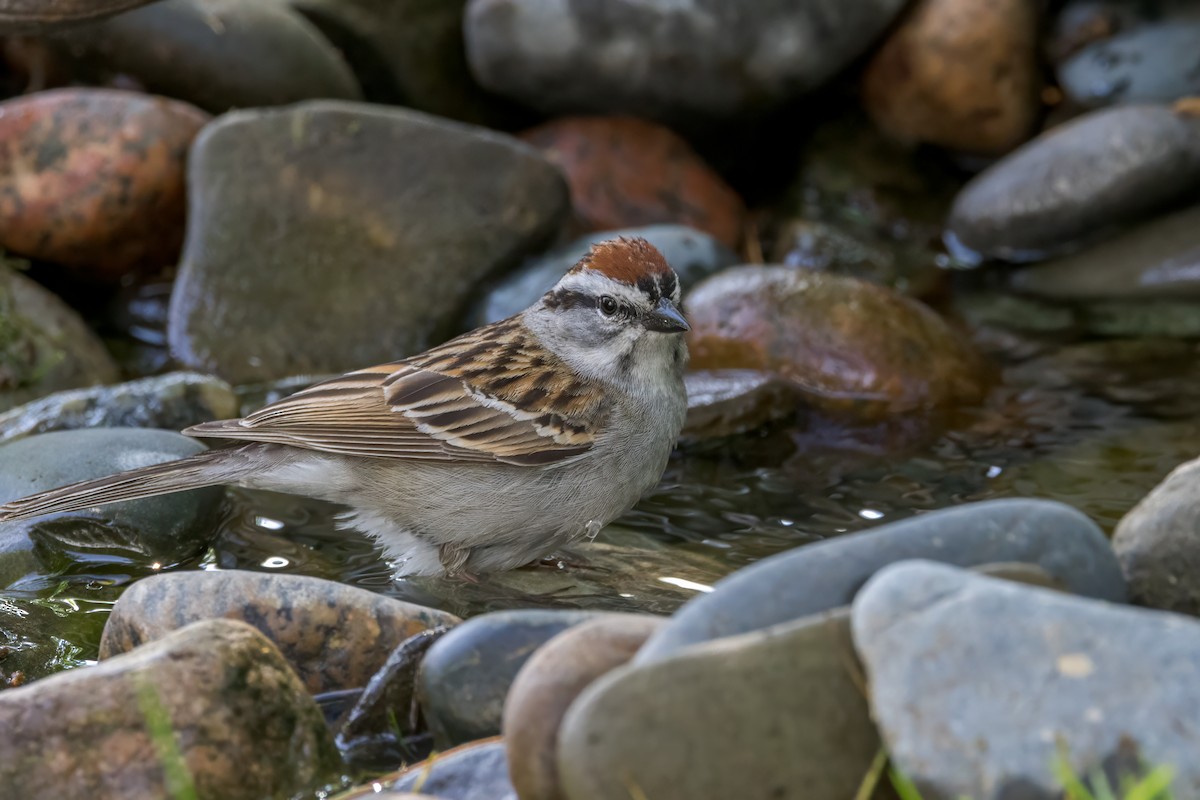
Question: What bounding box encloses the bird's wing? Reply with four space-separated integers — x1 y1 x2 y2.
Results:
184 318 608 467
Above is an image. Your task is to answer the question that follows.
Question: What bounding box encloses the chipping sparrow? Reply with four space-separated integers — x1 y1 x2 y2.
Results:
0 237 690 578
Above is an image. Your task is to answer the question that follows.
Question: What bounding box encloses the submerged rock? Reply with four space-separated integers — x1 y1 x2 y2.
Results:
0 267 118 412
558 609 878 800
685 266 987 420
0 88 208 281
0 372 237 444
100 570 460 694
947 104 1200 261
0 618 340 800
465 0 906 128
521 117 746 248
169 101 567 384
52 0 361 113
637 498 1125 662
863 0 1040 153
853 561 1200 799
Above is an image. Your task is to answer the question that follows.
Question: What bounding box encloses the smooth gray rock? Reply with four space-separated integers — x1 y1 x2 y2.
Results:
388 739 515 800
853 561 1200 799
0 428 223 583
468 225 739 326
1060 22 1200 108
0 372 237 444
1114 455 1200 615
946 105 1200 261
169 101 568 384
0 618 340 800
52 0 362 113
464 0 907 127
1011 203 1200 301
558 608 879 800
417 609 605 748
0 0 154 32
0 267 118 413
636 498 1125 662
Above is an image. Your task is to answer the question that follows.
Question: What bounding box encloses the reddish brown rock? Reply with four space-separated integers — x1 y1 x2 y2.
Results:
99 570 460 694
503 614 664 800
0 88 209 281
862 0 1040 154
685 267 987 420
521 116 745 249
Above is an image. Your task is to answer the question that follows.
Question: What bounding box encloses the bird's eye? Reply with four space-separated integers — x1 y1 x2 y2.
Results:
599 296 618 316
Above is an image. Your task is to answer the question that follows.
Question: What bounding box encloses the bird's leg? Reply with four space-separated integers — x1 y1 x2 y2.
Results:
438 543 478 583
584 519 603 541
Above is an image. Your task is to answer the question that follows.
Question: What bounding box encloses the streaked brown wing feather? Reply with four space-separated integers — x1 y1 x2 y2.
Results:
184 318 608 467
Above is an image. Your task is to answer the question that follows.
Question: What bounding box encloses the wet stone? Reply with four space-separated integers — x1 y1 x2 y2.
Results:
417 609 608 748
636 498 1126 662
0 0 157 32
169 101 568 384
386 737 515 800
0 429 222 583
521 117 746 249
946 104 1200 261
680 369 802 442
464 0 907 128
469 224 739 327
503 614 664 800
558 608 878 800
685 266 987 421
0 593 106 681
1114 455 1200 615
0 88 208 282
52 0 362 113
0 266 118 413
0 372 238 445
1059 21 1200 108
0 618 340 800
863 0 1040 153
100 569 461 694
1010 203 1200 301
853 561 1200 799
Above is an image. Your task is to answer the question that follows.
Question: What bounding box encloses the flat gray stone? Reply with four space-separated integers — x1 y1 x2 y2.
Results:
388 738 515 800
1060 22 1200 108
52 0 362 113
853 561 1200 799
636 498 1125 662
0 266 118 413
169 101 568 384
946 104 1200 261
1114 455 1200 615
558 608 879 800
464 0 907 128
0 372 237 444
417 609 605 748
0 428 223 584
1011 203 1200 301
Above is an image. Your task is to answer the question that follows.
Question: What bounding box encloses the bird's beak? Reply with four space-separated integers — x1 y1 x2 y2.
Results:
643 297 690 333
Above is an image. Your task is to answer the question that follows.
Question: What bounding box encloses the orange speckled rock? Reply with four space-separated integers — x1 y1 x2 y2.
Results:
685 266 987 420
521 116 745 249
0 88 209 281
862 0 1040 154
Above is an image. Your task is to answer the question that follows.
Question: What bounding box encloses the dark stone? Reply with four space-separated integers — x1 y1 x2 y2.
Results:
0 266 118 413
469 224 739 326
0 0 155 32
0 618 340 800
1059 22 1200 108
946 104 1200 261
853 561 1200 799
464 0 907 128
100 570 461 694
680 369 802 442
52 0 361 113
387 737 515 800
168 100 568 384
636 498 1126 662
0 429 223 587
0 372 238 444
416 609 605 747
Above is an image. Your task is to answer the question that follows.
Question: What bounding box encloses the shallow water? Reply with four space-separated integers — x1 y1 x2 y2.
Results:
9 279 1200 671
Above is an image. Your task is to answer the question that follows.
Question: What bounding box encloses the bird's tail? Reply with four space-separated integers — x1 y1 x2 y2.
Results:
0 446 249 523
